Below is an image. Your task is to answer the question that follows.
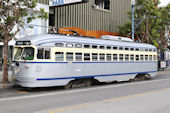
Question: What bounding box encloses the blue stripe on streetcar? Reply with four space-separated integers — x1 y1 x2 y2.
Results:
36 71 157 81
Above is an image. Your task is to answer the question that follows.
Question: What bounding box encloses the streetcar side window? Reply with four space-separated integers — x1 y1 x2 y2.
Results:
140 55 144 61
149 55 152 61
113 54 117 61
37 48 44 59
55 52 64 61
106 54 111 61
92 53 98 61
92 45 98 49
113 46 118 50
145 55 148 61
136 55 139 61
84 53 90 61
125 54 129 61
99 53 105 61
130 54 134 61
99 46 105 49
45 49 50 59
37 48 51 59
119 54 124 61
75 53 82 61
66 52 74 61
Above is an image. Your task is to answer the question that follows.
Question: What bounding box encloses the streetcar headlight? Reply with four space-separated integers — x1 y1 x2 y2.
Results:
14 69 19 74
11 63 15 67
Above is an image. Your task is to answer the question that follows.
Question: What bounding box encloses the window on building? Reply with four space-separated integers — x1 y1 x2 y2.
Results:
92 53 98 61
75 53 82 61
95 0 110 10
55 52 64 61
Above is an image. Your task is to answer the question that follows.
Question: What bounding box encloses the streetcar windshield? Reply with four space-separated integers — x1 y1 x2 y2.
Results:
14 47 34 60
14 47 23 60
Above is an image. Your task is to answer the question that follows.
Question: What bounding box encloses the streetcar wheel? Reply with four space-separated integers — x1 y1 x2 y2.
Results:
64 81 73 89
85 79 92 87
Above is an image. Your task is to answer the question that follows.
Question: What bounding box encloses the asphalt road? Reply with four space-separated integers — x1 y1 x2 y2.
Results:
0 69 170 113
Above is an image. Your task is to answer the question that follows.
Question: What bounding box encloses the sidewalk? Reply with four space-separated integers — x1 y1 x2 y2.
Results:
0 71 13 89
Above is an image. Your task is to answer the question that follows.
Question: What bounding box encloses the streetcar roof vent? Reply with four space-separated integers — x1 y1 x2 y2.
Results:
100 35 133 42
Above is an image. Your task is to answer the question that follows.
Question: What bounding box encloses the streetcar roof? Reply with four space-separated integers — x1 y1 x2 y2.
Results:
16 34 156 49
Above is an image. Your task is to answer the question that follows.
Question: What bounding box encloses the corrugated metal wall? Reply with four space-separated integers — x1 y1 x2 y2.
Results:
38 0 131 32
37 0 48 5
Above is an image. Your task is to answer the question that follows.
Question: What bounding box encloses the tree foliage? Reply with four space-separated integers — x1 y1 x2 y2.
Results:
118 0 170 50
0 0 48 83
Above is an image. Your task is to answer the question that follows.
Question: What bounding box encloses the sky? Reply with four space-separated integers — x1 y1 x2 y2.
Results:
159 0 170 7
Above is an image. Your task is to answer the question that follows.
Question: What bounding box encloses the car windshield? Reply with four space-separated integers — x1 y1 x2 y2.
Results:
21 47 34 60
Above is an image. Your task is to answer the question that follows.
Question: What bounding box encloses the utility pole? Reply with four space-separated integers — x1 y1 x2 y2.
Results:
131 0 135 41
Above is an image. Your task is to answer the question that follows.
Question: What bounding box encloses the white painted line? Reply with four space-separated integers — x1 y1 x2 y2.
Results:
0 78 170 102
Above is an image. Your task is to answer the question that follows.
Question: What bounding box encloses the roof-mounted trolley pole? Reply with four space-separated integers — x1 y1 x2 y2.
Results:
131 0 135 41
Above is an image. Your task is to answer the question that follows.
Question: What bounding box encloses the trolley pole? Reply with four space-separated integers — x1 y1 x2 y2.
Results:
131 0 135 41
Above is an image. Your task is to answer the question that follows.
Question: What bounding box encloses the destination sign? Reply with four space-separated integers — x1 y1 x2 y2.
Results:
49 0 87 6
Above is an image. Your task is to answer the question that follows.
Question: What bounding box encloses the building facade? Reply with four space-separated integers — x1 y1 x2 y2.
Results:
49 0 131 32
